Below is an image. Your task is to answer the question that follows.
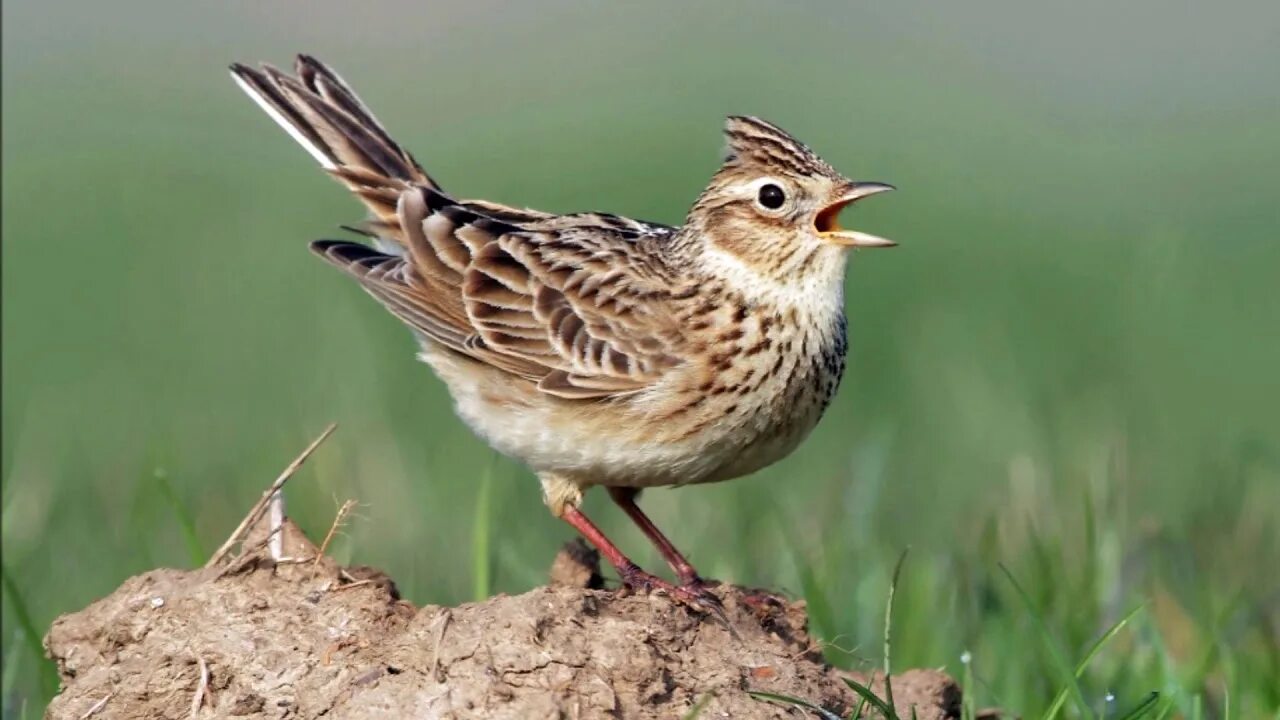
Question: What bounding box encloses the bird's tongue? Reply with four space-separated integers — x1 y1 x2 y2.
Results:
815 182 896 248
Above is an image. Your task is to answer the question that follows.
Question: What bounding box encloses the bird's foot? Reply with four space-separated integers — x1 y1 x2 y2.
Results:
676 577 782 630
617 565 728 621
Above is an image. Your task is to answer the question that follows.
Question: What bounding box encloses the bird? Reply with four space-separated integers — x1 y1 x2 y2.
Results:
229 55 895 613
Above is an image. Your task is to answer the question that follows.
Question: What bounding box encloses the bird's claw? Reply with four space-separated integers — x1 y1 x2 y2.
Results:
617 567 736 634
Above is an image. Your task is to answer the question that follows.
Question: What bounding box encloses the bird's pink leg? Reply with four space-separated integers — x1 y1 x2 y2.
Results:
606 487 704 588
559 504 722 616
606 488 783 618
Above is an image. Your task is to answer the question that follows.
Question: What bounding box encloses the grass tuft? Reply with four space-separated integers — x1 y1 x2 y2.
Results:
1113 692 1161 720
680 692 715 719
0 564 57 702
747 690 844 719
470 456 497 602
999 563 1091 718
153 468 205 568
842 677 898 719
1041 604 1145 720
882 548 909 716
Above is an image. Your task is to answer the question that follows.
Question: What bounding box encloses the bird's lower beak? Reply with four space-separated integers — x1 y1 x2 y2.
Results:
816 181 896 248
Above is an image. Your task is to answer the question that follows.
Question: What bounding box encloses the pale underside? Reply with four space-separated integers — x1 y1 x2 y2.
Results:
421 295 845 493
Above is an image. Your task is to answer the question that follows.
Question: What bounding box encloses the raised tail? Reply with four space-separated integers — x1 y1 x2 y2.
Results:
230 55 442 237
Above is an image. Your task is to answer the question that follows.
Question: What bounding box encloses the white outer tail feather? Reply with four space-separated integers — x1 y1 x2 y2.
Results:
230 71 336 170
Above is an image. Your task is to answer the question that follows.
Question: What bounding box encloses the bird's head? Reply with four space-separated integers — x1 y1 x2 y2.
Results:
681 116 894 297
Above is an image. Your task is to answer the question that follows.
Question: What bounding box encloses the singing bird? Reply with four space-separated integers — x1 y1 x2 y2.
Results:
230 56 895 612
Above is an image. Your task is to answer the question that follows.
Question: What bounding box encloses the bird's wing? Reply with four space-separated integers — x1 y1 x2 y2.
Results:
314 186 685 400
232 56 684 398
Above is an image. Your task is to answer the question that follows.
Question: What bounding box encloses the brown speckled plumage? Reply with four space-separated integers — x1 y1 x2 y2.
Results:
231 55 895 613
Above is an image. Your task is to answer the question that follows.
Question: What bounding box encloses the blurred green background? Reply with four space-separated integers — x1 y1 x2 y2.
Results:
3 1 1278 716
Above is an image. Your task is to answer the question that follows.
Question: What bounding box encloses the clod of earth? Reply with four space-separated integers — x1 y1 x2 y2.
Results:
44 520 960 719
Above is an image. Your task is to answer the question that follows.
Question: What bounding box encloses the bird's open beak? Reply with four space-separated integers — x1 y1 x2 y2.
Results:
815 181 896 248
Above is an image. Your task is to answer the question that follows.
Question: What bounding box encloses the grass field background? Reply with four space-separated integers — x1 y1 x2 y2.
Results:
3 1 1278 717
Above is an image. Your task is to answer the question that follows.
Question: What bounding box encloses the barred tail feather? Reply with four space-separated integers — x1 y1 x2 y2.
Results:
229 55 439 188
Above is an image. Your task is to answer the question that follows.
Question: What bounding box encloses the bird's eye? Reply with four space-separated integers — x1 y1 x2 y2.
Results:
757 183 786 210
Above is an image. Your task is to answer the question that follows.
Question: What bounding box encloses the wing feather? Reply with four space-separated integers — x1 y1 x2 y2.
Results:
233 56 682 400
315 185 683 400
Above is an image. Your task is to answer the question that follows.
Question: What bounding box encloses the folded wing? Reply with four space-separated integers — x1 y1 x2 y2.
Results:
314 187 684 400
232 56 684 399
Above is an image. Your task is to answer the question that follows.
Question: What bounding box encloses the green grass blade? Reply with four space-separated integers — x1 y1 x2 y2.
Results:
843 677 897 720
2 630 24 701
781 525 836 645
850 695 868 720
748 690 844 720
883 548 909 718
1042 604 1145 720
998 563 1090 720
1112 692 1161 720
470 457 495 601
681 692 714 719
153 469 205 567
1150 695 1176 720
960 651 976 720
0 563 58 700
1132 612 1197 716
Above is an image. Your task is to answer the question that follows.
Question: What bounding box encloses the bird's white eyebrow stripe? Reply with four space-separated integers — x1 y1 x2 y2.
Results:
725 176 787 197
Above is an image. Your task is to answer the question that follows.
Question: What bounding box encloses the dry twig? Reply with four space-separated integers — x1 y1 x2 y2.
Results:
314 498 358 567
268 486 286 561
332 579 373 592
430 610 452 682
77 694 112 719
206 424 336 567
189 655 209 718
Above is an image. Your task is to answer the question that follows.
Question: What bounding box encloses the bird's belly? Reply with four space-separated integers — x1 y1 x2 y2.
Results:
424 331 840 489
693 420 815 484
455 399 728 488
425 355 704 486
452 385 827 491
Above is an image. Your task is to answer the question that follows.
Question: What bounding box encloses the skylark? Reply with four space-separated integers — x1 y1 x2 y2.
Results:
230 56 895 612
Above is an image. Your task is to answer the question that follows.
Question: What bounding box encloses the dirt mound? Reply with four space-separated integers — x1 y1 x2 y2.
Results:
44 527 959 719
44 435 959 720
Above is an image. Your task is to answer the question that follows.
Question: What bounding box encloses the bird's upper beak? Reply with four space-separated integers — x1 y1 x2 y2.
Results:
815 181 896 248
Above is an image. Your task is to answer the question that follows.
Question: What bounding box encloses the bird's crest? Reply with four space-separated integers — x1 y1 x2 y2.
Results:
721 116 838 178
